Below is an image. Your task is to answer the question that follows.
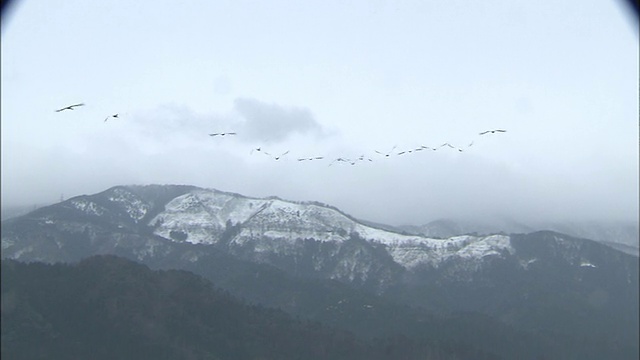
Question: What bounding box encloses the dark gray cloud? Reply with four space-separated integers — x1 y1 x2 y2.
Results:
234 98 326 143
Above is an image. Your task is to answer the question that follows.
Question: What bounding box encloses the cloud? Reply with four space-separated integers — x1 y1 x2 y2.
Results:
233 98 327 143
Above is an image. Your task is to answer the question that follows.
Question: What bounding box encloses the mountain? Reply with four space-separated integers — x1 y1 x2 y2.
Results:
0 185 527 290
400 217 639 256
2 184 638 358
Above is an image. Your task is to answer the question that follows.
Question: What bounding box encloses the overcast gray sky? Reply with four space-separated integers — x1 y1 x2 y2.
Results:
1 0 638 226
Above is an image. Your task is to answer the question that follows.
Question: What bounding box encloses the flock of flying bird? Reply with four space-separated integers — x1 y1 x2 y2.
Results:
55 102 506 166
215 129 507 166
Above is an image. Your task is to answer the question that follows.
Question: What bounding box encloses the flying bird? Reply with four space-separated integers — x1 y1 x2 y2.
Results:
356 155 372 162
55 103 84 112
273 150 289 160
479 129 507 135
250 147 273 157
298 156 324 161
329 157 351 166
104 114 119 122
375 145 397 158
209 132 237 137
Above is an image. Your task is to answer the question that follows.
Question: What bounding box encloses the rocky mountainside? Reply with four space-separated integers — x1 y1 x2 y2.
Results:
2 184 638 358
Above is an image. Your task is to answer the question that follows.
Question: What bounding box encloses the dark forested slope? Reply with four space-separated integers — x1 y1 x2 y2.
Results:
1 256 494 360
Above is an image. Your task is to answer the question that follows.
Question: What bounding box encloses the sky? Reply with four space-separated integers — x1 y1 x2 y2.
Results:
1 0 638 226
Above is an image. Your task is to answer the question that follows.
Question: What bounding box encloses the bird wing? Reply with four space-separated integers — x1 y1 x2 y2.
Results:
55 103 84 112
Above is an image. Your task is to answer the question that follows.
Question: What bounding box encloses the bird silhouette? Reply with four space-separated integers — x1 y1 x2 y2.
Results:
356 155 373 162
55 103 84 112
329 157 351 166
375 145 397 158
479 129 507 135
209 132 237 137
104 114 119 122
297 156 324 161
415 145 435 152
273 151 289 160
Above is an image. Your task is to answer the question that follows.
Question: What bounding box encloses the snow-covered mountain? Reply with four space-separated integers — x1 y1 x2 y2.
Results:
1 185 634 272
149 188 517 269
2 184 637 358
0 186 537 278
1 185 524 289
2 184 636 294
401 217 639 256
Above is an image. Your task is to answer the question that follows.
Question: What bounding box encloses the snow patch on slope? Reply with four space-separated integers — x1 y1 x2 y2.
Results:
108 188 150 222
383 235 513 268
150 190 268 244
70 199 105 216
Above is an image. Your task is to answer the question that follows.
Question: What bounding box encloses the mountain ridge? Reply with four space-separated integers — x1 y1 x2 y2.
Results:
1 184 637 359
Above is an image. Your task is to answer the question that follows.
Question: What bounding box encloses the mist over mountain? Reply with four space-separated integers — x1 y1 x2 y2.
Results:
1 184 638 359
1 204 46 221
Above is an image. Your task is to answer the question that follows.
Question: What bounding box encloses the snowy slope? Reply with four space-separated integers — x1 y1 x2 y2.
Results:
1 184 615 279
147 188 515 269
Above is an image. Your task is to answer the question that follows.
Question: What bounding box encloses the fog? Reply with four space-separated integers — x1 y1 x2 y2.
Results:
1 0 638 226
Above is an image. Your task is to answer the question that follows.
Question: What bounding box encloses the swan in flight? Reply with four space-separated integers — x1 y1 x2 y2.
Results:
273 151 290 160
55 103 84 112
479 129 506 135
